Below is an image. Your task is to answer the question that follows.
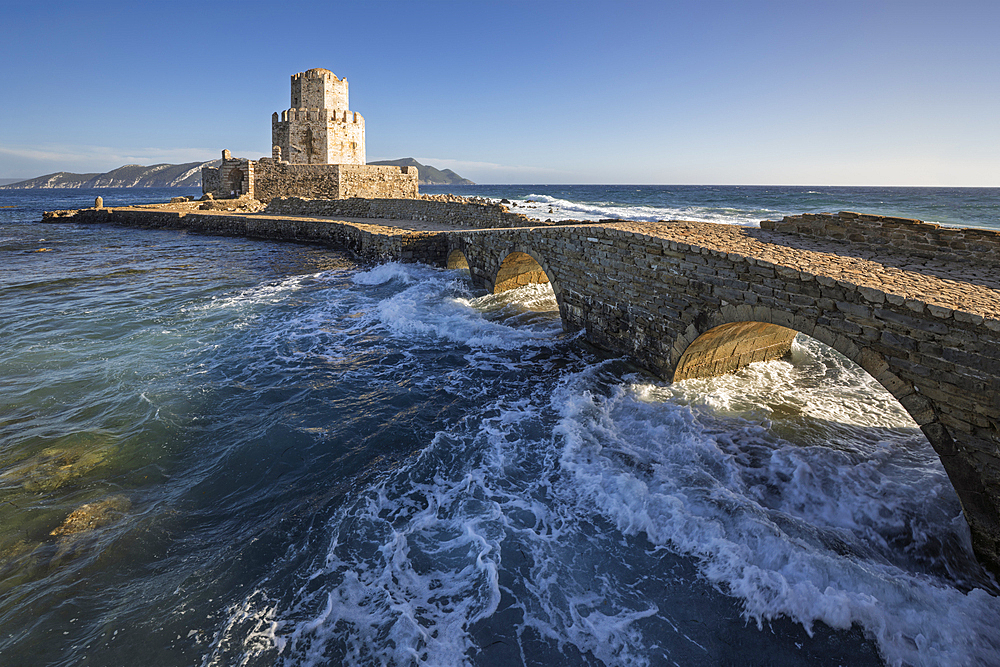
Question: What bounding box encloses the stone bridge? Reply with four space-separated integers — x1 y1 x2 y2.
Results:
444 213 1000 576
44 204 1000 577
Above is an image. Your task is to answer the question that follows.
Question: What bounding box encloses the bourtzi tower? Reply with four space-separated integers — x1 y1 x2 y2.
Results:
202 68 416 201
271 68 366 165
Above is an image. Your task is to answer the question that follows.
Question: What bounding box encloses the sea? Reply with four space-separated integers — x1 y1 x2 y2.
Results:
1 184 999 667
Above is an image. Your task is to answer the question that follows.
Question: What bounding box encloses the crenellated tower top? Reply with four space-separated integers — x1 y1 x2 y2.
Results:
290 68 349 110
273 68 365 165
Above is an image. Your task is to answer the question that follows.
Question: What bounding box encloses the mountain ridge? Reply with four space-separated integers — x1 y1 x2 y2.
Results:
368 158 474 185
0 161 220 189
1 158 473 189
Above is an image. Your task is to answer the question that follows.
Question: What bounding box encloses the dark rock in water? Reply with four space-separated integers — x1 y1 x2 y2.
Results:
1 435 112 492
50 496 131 537
768 402 804 418
500 198 510 204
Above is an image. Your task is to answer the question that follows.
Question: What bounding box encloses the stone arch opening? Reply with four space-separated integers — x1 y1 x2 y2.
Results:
673 322 798 382
494 251 550 294
672 320 927 429
671 318 1000 575
228 169 245 196
446 249 469 271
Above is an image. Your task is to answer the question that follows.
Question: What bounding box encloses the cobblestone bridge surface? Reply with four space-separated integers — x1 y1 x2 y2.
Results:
45 204 1000 576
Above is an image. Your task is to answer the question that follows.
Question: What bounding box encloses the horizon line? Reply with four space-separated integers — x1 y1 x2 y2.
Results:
2 178 998 190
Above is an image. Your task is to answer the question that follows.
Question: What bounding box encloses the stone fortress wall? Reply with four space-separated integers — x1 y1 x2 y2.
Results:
201 163 222 194
203 153 416 201
250 161 418 201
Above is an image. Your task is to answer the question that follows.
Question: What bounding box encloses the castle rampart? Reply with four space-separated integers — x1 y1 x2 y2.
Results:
290 68 349 110
249 162 418 202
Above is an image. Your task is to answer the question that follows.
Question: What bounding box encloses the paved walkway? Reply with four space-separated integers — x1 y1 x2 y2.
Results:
604 220 1000 319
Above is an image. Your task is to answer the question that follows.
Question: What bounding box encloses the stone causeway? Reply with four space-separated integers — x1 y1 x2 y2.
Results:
42 201 1000 578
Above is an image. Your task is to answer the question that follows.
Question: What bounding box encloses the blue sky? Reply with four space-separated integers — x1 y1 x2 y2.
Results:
1 0 997 185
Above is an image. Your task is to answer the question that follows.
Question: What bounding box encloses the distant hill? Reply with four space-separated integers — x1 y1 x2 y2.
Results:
0 157 472 189
369 158 474 185
0 161 221 189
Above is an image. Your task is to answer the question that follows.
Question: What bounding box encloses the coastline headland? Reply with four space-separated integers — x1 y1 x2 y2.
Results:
42 197 1000 580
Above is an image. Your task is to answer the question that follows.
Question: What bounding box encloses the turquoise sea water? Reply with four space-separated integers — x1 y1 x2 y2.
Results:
1 186 998 666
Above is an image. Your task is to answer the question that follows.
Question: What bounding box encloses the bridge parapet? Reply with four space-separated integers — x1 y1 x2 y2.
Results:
762 211 1000 266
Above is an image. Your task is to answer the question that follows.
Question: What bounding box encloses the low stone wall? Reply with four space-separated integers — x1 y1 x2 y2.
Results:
762 211 1000 264
202 157 419 202
263 196 571 229
338 164 418 199
41 207 446 265
252 160 340 201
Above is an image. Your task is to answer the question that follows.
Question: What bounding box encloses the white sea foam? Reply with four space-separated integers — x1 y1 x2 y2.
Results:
553 338 1000 666
196 273 315 312
277 433 506 665
209 268 1000 667
364 265 562 350
507 194 766 226
267 395 667 666
202 591 283 667
351 262 426 286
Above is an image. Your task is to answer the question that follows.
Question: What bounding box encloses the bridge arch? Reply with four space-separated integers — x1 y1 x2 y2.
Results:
493 249 553 294
446 248 469 271
444 237 569 328
667 309 993 568
670 309 937 430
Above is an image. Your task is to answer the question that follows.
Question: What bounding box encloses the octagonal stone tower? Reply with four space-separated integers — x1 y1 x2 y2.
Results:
271 68 366 165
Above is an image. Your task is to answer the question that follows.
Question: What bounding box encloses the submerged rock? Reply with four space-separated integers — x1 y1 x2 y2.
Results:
0 538 34 571
50 496 131 537
1 434 112 493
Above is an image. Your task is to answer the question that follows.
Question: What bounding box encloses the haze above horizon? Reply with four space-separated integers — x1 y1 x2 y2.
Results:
1 0 997 187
